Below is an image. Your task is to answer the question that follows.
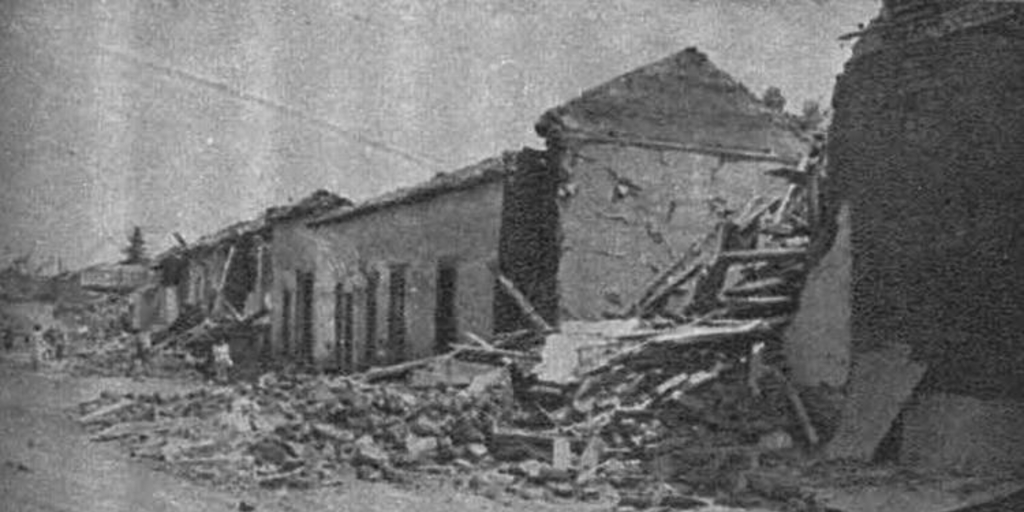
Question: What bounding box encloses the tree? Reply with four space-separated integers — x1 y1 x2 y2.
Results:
799 100 826 131
763 86 787 112
122 226 147 265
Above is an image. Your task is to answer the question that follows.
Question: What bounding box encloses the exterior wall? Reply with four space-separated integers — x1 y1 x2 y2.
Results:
269 218 320 361
311 180 505 372
831 25 1024 398
554 142 792 320
784 203 852 388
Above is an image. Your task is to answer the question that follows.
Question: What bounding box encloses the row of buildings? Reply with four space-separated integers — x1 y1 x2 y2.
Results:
139 48 810 373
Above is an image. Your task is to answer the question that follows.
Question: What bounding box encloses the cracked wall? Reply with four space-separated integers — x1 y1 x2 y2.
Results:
553 142 790 320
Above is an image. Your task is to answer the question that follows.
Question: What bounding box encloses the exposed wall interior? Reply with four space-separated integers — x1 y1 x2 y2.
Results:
495 148 561 332
551 142 791 320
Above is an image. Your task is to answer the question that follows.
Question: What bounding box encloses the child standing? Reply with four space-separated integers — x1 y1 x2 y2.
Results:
212 338 233 384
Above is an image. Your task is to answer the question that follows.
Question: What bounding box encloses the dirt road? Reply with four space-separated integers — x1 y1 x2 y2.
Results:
0 360 615 512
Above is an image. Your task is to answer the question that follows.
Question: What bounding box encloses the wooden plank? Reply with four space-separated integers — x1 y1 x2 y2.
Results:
78 399 135 425
626 230 715 317
718 247 807 265
490 265 553 332
825 344 927 461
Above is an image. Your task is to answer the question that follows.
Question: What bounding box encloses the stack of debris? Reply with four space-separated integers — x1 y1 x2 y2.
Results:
78 146 832 508
75 369 514 490
496 143 828 507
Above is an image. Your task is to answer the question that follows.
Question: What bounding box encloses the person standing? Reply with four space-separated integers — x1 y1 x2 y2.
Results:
132 330 152 377
212 338 233 384
30 325 47 371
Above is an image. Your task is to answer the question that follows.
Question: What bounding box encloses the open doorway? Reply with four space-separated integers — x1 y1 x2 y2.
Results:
297 271 315 366
334 283 354 372
435 260 458 353
387 264 408 364
364 269 379 367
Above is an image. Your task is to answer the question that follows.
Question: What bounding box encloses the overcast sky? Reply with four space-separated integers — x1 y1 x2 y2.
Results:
0 0 879 271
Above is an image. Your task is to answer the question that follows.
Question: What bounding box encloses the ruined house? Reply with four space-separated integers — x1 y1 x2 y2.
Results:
266 190 351 364
520 47 810 322
150 216 272 330
306 157 512 372
785 1 1024 472
284 49 811 372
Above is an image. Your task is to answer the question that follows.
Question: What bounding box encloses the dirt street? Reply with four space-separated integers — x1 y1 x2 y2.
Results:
0 358 614 512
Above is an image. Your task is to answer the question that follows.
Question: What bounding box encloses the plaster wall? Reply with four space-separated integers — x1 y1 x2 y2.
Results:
554 142 790 320
310 181 505 371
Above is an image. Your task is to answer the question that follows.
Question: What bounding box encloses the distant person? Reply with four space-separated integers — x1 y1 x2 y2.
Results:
53 329 67 361
30 325 47 371
132 330 152 377
212 338 233 384
2 326 12 351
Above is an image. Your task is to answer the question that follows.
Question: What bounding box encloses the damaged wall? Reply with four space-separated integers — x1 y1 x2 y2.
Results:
496 148 561 332
831 16 1024 399
269 217 320 362
309 179 506 372
551 142 791 320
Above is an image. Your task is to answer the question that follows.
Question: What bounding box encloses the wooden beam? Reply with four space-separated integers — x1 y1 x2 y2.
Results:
489 265 553 332
718 247 807 265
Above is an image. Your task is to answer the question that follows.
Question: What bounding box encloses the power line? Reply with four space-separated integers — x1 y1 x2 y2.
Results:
97 45 446 171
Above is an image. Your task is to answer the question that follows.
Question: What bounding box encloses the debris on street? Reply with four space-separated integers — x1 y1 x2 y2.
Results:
74 146 838 510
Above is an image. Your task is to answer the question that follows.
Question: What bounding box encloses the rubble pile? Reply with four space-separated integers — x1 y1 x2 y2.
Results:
77 146 831 507
75 369 515 491
499 145 829 507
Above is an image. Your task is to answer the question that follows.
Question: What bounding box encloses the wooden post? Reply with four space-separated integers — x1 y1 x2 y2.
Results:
212 244 237 317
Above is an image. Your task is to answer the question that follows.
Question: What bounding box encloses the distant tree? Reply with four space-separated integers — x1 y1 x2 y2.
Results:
799 100 826 131
763 86 787 112
122 226 147 265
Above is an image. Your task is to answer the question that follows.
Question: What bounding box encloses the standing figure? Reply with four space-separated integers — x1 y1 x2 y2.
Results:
132 330 152 377
212 338 233 384
30 325 47 371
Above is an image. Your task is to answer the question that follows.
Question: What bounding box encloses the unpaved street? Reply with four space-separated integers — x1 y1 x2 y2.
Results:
0 358 610 512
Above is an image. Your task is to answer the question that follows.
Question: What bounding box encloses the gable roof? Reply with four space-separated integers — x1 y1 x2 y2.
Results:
308 154 512 227
536 47 808 161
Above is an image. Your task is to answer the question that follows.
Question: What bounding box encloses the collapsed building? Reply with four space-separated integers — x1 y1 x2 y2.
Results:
784 0 1024 473
277 48 811 372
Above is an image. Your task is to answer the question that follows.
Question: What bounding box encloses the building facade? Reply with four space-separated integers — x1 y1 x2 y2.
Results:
266 190 352 365
306 158 510 372
528 48 809 321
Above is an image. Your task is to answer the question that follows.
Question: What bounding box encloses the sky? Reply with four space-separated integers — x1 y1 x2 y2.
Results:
0 0 880 271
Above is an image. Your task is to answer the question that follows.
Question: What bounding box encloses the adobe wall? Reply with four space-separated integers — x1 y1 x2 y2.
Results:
269 218 319 359
831 26 1024 398
554 142 791 320
311 181 505 371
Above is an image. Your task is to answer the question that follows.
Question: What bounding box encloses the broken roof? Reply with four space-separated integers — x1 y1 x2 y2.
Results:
152 190 350 263
183 217 268 256
309 155 511 227
536 47 808 161
265 189 352 223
